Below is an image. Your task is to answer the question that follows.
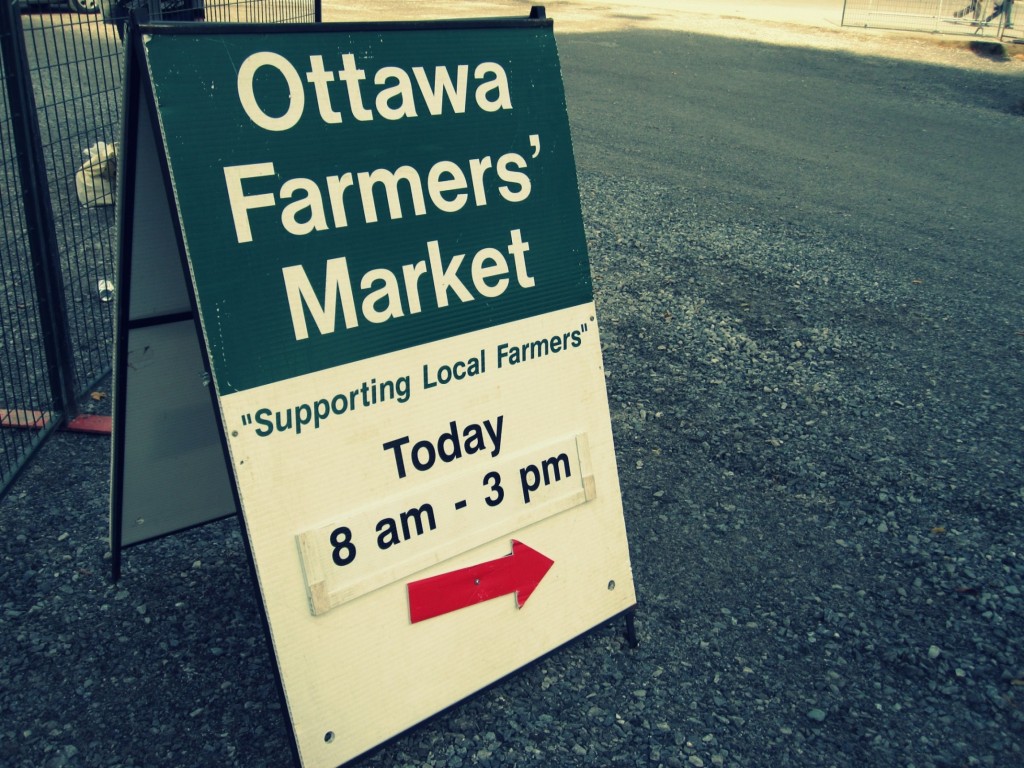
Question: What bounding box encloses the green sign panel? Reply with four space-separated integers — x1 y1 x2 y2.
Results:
145 22 591 394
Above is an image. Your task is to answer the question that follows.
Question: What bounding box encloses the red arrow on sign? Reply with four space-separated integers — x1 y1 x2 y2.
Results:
407 540 554 624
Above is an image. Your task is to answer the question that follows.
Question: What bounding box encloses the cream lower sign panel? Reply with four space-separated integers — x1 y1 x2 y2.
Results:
218 304 634 767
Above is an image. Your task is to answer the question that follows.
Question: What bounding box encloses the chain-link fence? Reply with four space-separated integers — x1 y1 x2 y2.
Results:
842 0 1019 38
19 9 124 398
1 0 319 497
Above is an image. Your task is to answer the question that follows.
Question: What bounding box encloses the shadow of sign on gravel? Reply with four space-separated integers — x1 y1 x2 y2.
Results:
0 23 1022 768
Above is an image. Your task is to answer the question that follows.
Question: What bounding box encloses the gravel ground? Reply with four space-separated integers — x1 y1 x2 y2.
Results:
2 14 1023 768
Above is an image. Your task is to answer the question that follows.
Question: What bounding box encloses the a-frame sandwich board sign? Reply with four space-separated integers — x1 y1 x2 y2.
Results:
110 9 636 767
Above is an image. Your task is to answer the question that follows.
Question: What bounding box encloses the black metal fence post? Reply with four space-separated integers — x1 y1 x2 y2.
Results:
1 0 78 423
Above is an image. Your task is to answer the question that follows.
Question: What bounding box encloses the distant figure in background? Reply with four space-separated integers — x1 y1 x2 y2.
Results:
952 0 1011 23
101 0 205 40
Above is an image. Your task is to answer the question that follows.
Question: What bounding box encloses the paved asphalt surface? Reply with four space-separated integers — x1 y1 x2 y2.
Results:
2 2 1023 767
